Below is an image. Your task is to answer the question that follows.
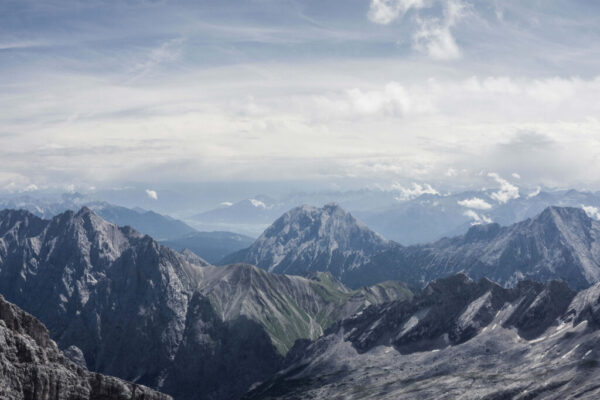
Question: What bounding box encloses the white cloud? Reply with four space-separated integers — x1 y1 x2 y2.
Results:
220 201 233 207
445 168 457 177
582 205 600 220
527 187 541 198
367 0 426 25
23 184 39 192
463 209 492 225
145 189 158 200
393 182 439 201
412 0 465 60
457 197 492 210
488 173 520 203
249 198 267 208
512 173 521 179
346 82 412 116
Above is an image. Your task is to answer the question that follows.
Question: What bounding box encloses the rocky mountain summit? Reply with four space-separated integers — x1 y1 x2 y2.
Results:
221 203 391 280
227 204 600 290
0 207 410 399
349 206 600 289
246 274 600 399
0 293 170 400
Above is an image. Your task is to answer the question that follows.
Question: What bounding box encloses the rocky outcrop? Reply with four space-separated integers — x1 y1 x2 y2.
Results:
245 274 600 400
0 294 170 400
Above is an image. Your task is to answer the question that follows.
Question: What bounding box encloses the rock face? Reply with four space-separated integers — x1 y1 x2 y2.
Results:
221 203 391 280
0 294 170 400
348 206 600 290
245 274 600 400
0 208 411 399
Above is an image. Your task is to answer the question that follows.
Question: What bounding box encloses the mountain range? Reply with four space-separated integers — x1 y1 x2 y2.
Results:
0 207 410 399
246 273 600 399
0 193 252 262
224 204 600 291
190 188 600 245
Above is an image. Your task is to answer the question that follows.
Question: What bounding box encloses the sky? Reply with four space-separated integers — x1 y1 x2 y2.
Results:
2 0 600 198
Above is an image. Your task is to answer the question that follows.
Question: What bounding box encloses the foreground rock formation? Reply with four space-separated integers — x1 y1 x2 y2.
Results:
0 294 170 400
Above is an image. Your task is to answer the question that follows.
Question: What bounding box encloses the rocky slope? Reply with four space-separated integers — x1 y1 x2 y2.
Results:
0 293 170 400
199 265 411 354
221 203 391 280
0 207 410 399
245 274 600 400
348 206 600 290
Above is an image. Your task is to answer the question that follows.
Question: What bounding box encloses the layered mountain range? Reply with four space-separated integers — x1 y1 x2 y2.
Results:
0 207 410 399
186 188 600 244
0 293 169 400
246 274 600 399
224 204 600 290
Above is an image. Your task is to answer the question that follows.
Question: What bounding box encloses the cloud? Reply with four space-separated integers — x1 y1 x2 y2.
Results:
220 201 233 207
393 182 439 201
457 197 492 210
346 82 412 116
527 187 541 198
582 205 600 220
463 209 492 225
412 0 466 60
129 38 185 81
145 189 158 200
511 173 520 179
367 0 426 25
488 173 520 203
249 198 267 208
23 184 39 192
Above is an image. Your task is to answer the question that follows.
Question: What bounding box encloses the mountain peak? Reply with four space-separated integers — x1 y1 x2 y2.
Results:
535 206 590 224
221 204 390 280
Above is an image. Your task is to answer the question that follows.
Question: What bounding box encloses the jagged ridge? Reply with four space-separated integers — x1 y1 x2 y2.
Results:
246 274 600 399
